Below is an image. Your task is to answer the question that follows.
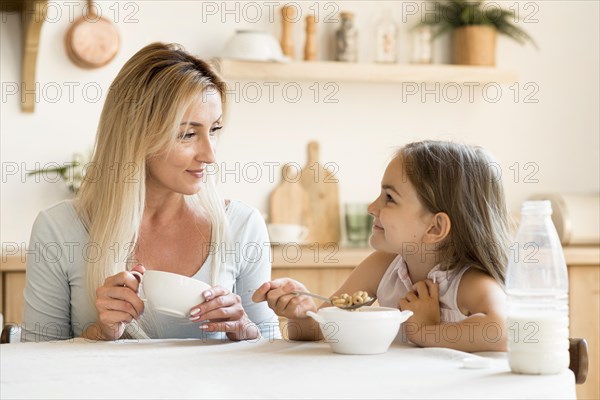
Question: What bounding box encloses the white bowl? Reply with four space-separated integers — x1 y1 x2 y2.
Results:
132 270 211 318
222 30 290 63
307 307 413 355
267 223 309 244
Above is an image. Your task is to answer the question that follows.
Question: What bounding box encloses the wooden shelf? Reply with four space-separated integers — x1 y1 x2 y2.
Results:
0 0 48 112
22 0 48 112
218 59 518 84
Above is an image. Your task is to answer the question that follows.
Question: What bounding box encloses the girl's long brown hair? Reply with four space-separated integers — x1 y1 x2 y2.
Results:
399 140 512 285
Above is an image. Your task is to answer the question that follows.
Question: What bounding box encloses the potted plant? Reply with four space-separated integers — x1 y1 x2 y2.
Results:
420 0 536 66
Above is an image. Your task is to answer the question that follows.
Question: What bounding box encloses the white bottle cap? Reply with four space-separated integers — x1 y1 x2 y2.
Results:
521 200 552 215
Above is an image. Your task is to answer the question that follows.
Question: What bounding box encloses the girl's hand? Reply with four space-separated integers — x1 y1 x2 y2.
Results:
189 286 259 341
399 279 441 337
251 278 317 319
94 264 146 340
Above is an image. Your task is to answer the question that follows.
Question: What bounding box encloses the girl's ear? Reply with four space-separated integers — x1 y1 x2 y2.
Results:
423 212 451 244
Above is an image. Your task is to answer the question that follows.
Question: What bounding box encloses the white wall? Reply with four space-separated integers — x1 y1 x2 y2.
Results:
1 1 599 247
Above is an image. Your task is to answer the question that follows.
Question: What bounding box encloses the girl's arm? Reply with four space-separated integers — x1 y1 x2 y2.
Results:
328 251 396 301
402 269 507 352
253 251 396 341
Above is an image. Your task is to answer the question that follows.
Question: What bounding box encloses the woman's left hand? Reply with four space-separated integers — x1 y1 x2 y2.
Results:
189 286 259 341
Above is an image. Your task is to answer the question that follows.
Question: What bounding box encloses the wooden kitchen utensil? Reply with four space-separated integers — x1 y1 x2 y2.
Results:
300 141 341 244
269 164 312 228
65 0 120 69
280 5 296 58
304 15 317 61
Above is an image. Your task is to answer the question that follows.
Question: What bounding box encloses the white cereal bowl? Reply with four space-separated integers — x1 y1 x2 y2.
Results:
267 223 309 244
222 30 290 63
306 307 413 355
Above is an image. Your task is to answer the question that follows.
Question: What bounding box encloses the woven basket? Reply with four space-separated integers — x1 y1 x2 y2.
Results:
453 26 497 66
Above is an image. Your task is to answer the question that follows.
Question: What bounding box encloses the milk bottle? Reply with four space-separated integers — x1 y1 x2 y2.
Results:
505 201 570 374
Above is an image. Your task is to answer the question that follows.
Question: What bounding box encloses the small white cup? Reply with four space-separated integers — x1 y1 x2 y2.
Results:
131 270 211 318
267 223 309 244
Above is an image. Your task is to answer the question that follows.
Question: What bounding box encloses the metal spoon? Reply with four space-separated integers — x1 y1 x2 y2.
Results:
291 291 376 310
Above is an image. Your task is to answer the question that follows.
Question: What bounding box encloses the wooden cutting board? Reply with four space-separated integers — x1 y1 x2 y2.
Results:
300 141 341 244
269 163 312 228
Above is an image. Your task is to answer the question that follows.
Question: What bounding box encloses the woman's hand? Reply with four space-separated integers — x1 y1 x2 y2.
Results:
93 264 146 340
252 278 317 319
189 286 259 341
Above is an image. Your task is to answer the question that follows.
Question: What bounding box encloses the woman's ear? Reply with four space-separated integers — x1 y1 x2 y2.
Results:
423 212 451 244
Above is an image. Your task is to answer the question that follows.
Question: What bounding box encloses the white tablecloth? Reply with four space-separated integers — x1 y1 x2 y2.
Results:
0 338 576 399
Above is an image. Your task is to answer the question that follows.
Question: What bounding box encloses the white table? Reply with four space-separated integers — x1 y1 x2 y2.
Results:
0 338 576 399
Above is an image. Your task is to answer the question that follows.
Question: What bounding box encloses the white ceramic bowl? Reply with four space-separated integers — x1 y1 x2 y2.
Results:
132 270 211 318
307 307 413 355
267 223 309 244
222 30 289 62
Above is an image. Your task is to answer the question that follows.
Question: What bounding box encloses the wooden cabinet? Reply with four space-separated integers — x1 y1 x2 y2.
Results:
569 264 600 400
0 255 27 326
271 245 368 295
2 246 598 398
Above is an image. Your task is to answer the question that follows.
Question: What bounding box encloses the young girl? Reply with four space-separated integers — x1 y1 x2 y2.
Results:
253 140 512 352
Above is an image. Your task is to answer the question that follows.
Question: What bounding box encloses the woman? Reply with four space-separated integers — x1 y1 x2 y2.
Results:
22 43 280 342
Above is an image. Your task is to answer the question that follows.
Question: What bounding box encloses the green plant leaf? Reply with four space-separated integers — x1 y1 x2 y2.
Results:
27 166 69 176
417 0 536 47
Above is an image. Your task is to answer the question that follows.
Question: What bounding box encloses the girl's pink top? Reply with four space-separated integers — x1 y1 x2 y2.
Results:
377 255 471 342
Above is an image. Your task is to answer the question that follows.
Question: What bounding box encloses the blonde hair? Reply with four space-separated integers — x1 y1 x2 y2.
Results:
76 42 229 338
398 140 512 285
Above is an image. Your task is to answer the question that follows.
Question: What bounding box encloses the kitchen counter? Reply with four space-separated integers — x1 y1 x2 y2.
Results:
269 245 600 268
2 245 598 272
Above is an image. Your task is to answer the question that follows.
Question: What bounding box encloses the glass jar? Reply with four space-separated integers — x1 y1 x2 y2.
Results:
410 25 433 64
375 11 397 63
335 12 358 62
